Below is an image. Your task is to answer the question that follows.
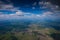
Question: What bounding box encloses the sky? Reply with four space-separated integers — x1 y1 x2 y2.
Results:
0 0 60 21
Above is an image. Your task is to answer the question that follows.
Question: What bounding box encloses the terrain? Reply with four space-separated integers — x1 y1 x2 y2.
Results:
0 19 60 40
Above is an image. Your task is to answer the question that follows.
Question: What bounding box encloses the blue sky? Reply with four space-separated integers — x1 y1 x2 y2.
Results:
0 0 60 21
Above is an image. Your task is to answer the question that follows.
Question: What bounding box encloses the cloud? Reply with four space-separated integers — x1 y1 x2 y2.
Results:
0 10 60 21
36 1 60 20
0 10 41 20
15 10 24 16
32 2 37 9
0 10 31 18
42 11 53 16
32 2 37 6
0 1 60 21
0 4 18 12
0 1 18 12
6 0 12 3
39 1 60 10
0 12 4 14
0 4 13 9
40 11 60 20
32 7 35 9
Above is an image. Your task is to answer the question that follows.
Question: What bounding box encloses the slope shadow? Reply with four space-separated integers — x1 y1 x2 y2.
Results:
50 33 60 40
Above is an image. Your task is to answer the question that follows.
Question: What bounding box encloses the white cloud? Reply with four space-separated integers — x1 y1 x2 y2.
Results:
0 1 60 20
0 12 4 14
16 10 24 15
0 1 4 4
39 1 60 10
39 1 51 6
39 1 44 5
55 5 59 8
32 7 35 9
4 4 13 8
0 10 30 18
43 12 53 16
39 1 60 19
0 4 18 12
0 11 60 21
32 2 37 6
0 1 18 12
6 0 12 3
44 2 51 5
32 2 37 9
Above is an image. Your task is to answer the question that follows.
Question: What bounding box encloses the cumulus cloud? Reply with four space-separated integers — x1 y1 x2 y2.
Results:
0 11 60 21
0 11 41 20
32 1 60 12
0 1 60 21
35 1 60 20
42 12 53 16
38 1 60 10
32 7 35 9
0 12 4 14
0 10 31 18
15 10 24 16
0 1 18 12
0 0 22 19
40 11 60 21
32 2 37 6
6 0 12 3
0 4 18 12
